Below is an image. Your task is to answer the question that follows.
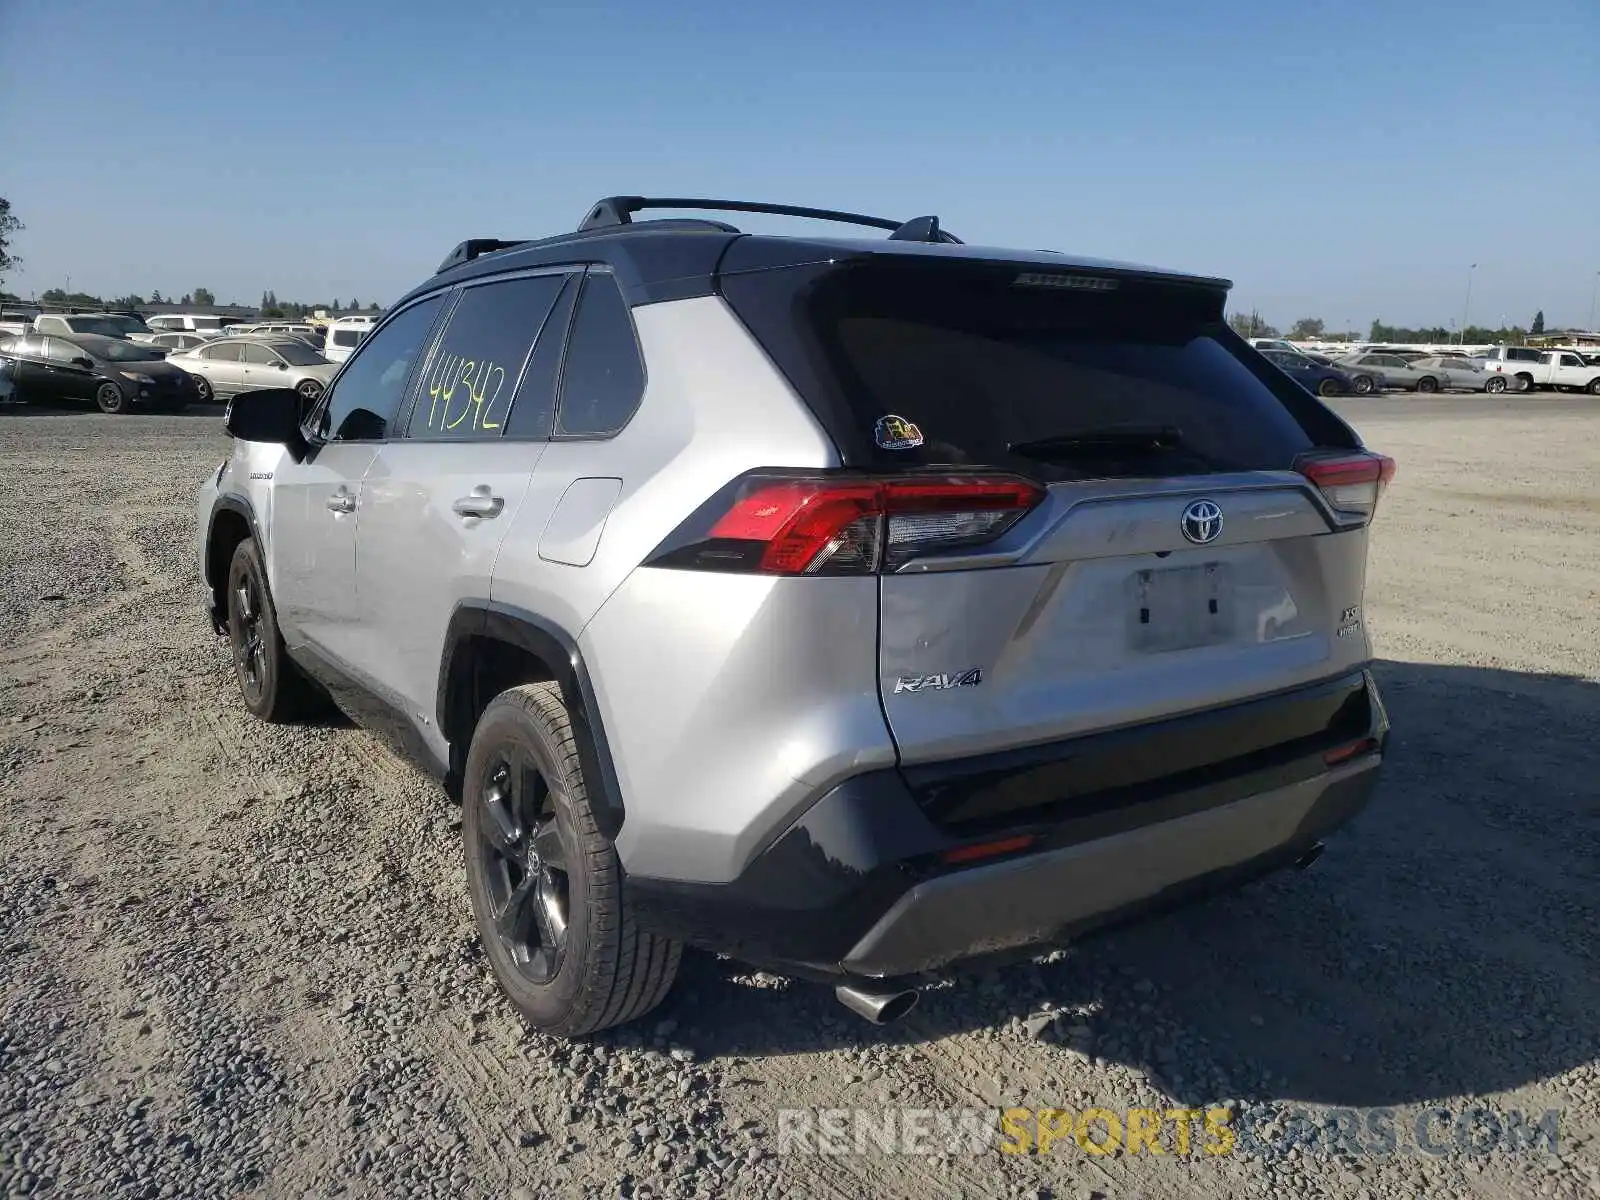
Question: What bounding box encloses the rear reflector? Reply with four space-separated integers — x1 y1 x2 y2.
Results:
941 834 1036 864
1323 736 1379 766
1297 451 1395 521
649 472 1045 575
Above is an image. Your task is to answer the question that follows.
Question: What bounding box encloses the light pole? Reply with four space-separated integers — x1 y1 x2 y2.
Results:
1459 263 1477 344
1589 270 1599 333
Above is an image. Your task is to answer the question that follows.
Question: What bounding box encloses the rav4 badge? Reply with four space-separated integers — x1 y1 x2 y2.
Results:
894 668 982 694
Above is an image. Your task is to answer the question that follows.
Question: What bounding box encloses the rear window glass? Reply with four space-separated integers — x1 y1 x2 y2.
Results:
732 261 1318 480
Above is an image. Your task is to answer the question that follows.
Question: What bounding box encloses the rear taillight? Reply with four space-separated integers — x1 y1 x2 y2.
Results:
1297 451 1396 521
647 472 1046 575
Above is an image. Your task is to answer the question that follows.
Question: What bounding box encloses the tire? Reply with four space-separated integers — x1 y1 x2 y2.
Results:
462 683 680 1037
1316 377 1346 397
1516 373 1535 392
95 382 128 414
1352 374 1375 395
1416 376 1438 393
1485 375 1508 394
296 379 324 404
224 538 318 722
1588 377 1600 396
191 374 213 404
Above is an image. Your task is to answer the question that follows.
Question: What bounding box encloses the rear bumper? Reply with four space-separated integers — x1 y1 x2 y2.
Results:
627 669 1387 982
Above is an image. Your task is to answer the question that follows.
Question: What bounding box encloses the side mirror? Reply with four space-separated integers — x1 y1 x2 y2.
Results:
278 362 290 370
73 356 94 369
225 388 309 460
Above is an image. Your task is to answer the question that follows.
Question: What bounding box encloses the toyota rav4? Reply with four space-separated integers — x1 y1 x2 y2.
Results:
197 196 1393 1036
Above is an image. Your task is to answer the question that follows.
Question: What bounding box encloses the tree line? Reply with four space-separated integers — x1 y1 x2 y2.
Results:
18 285 383 318
1228 310 1550 345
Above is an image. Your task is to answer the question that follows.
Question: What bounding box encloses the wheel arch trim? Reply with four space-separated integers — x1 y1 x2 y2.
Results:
439 600 626 840
204 493 265 631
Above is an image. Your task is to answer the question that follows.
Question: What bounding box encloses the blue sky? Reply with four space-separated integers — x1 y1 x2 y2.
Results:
2 0 1596 329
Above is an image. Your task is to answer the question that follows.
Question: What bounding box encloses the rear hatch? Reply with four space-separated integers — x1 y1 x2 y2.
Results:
718 249 1388 808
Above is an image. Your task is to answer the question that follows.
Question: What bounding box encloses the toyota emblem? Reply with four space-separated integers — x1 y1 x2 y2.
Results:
1181 499 1224 545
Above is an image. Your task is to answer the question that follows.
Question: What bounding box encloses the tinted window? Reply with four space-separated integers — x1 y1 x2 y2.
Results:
272 341 324 365
331 328 366 348
8 335 45 358
1507 348 1540 362
240 342 280 365
1560 354 1582 366
64 316 125 336
725 260 1317 477
97 340 161 362
554 273 645 438
202 342 244 362
504 276 579 439
316 294 444 442
44 338 84 364
406 274 565 440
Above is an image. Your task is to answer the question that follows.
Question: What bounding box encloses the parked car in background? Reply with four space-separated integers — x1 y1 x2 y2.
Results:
0 310 39 337
168 335 335 404
33 312 132 338
1406 356 1520 393
145 332 214 355
100 312 152 337
147 313 243 335
1260 348 1356 396
226 321 322 341
1334 352 1448 392
322 314 376 363
1321 356 1388 395
1247 337 1300 354
0 332 201 412
1475 346 1600 393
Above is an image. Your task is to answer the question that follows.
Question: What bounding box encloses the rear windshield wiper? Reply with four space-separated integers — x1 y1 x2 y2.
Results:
1007 424 1187 460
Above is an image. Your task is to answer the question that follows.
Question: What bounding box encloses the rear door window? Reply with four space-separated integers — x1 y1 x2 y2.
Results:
404 273 566 440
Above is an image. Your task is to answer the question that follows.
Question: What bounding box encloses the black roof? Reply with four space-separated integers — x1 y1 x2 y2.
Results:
398 195 1231 312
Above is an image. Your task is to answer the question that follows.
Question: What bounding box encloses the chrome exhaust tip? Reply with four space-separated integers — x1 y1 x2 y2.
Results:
835 983 920 1025
1294 842 1326 870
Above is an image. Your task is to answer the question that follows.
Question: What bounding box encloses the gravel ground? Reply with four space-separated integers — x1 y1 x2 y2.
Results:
1 395 1596 1200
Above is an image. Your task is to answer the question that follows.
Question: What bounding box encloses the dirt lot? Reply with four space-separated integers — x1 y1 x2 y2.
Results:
1 396 1597 1200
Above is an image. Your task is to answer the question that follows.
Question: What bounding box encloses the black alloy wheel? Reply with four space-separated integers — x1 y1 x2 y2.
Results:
227 553 269 707
96 382 127 413
475 754 573 985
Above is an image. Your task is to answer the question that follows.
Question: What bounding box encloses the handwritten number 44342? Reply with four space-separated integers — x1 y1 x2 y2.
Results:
425 352 507 433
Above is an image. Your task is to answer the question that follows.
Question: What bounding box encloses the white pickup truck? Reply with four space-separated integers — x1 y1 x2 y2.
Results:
0 309 40 337
1476 346 1600 394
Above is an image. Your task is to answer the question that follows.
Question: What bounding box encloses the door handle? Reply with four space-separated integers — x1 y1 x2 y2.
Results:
326 488 356 514
452 485 504 520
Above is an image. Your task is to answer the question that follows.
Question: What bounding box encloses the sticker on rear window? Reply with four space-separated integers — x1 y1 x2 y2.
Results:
874 415 924 450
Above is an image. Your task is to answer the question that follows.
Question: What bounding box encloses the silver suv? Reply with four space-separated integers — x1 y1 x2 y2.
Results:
197 196 1393 1036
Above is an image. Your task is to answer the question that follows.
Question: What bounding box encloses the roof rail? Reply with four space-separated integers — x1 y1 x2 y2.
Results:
435 238 528 275
577 196 962 243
